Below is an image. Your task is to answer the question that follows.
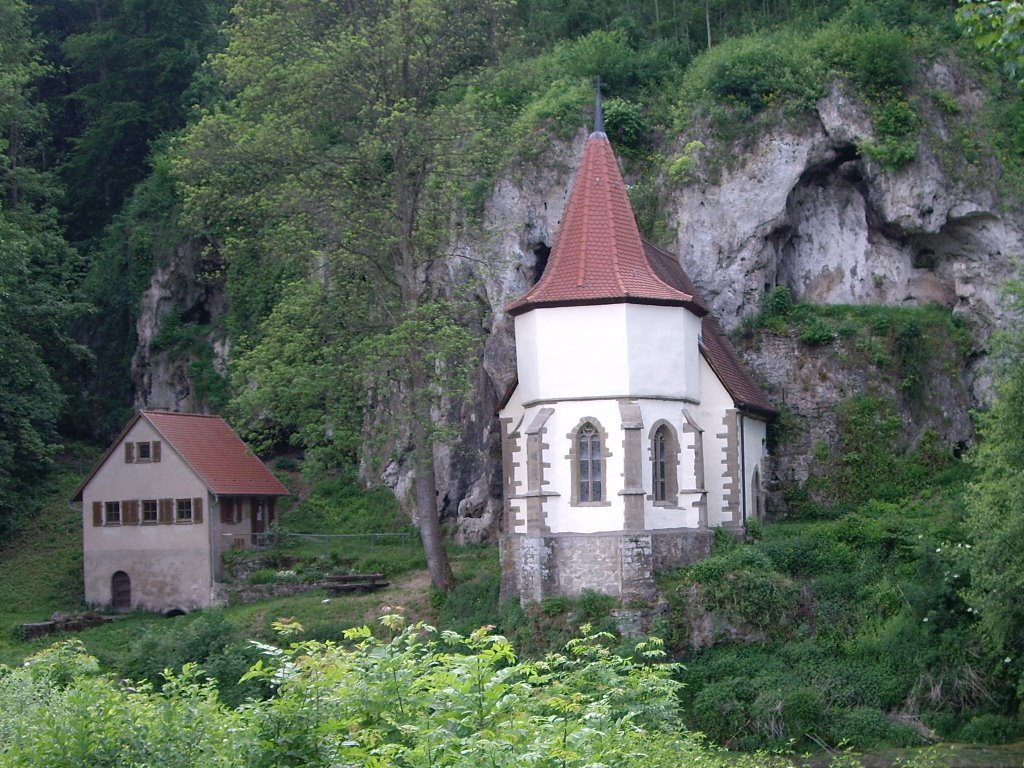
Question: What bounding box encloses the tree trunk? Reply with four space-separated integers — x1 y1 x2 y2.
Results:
409 370 453 591
705 0 712 49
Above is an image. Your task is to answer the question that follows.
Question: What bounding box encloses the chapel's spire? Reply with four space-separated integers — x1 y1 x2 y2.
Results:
504 108 703 317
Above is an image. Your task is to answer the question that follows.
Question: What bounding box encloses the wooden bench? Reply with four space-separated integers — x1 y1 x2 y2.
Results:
317 573 389 595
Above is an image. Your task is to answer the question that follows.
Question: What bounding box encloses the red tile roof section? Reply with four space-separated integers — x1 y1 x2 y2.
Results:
144 411 289 496
642 239 776 416
505 132 704 316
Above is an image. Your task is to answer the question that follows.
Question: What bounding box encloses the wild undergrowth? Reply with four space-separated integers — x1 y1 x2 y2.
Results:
658 436 1022 752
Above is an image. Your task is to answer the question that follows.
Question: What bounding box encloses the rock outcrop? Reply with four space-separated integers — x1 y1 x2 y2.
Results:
669 66 1019 354
132 239 229 414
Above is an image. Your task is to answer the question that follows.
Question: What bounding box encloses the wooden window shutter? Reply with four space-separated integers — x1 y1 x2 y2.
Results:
124 442 135 463
92 501 102 527
159 498 173 524
152 441 161 462
193 497 203 524
220 498 234 524
124 500 140 525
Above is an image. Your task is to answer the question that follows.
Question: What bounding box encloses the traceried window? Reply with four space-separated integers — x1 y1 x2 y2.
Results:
176 498 193 522
577 422 602 503
653 426 669 502
104 501 121 525
649 421 680 506
568 418 610 506
141 499 158 524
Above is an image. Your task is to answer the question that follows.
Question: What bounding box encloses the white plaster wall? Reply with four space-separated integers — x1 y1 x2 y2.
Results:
81 418 214 611
741 415 769 522
516 305 629 402
521 399 625 533
637 399 702 530
502 328 761 535
516 304 701 404
513 312 542 404
697 356 738 528
625 305 701 399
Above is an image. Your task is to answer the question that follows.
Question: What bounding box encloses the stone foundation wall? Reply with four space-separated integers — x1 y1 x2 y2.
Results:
500 528 717 606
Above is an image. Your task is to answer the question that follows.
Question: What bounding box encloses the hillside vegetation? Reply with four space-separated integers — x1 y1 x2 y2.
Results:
5 0 1024 762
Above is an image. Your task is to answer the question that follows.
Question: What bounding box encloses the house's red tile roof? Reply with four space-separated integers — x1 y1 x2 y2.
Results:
642 239 776 416
505 132 705 316
142 411 289 495
72 411 288 501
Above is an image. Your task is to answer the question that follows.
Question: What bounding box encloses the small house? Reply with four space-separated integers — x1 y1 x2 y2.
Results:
72 411 288 613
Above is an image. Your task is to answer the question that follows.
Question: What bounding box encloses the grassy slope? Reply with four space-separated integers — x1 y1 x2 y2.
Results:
0 463 88 665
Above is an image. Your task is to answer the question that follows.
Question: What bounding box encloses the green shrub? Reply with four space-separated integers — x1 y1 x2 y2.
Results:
679 32 825 118
692 677 758 744
435 567 501 635
828 706 922 748
799 317 836 346
859 95 920 169
761 286 794 318
821 27 914 96
602 98 648 151
281 472 409 535
575 589 617 623
782 685 825 740
686 546 800 631
955 713 1023 744
248 568 277 585
541 596 574 616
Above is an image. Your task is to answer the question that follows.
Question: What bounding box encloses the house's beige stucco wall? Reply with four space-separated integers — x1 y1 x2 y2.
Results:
81 419 215 612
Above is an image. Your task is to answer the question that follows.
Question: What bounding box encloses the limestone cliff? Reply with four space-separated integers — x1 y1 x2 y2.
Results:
668 61 1018 354
132 239 229 414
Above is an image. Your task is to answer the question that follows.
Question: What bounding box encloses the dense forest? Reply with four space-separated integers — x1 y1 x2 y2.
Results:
7 0 1024 762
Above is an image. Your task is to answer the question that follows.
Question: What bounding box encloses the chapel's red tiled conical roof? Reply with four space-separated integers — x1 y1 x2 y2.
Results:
505 131 706 316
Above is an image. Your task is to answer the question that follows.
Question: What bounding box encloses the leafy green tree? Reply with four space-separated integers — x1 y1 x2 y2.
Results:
0 0 86 533
174 0 510 590
229 278 367 474
35 0 231 246
958 0 1024 83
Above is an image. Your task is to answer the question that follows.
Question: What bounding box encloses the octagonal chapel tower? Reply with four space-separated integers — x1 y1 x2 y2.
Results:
498 113 776 605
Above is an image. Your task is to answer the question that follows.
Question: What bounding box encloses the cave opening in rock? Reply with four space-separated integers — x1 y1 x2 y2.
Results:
532 242 550 284
181 304 212 325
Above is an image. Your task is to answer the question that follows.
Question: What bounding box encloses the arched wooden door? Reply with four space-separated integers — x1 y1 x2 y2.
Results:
111 571 131 612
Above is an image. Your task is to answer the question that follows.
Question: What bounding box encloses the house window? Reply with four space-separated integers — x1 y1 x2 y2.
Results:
220 497 242 524
141 499 158 524
124 441 161 463
566 419 609 506
104 501 121 525
650 422 680 505
176 498 193 522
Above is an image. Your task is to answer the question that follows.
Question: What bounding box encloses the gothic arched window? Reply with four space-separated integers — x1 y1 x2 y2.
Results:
578 422 602 503
653 425 669 501
649 421 680 506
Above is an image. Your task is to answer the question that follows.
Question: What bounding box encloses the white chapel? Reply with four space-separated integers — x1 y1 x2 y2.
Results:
498 108 776 605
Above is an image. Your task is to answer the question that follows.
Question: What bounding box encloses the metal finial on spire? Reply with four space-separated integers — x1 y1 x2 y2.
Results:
593 78 606 137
